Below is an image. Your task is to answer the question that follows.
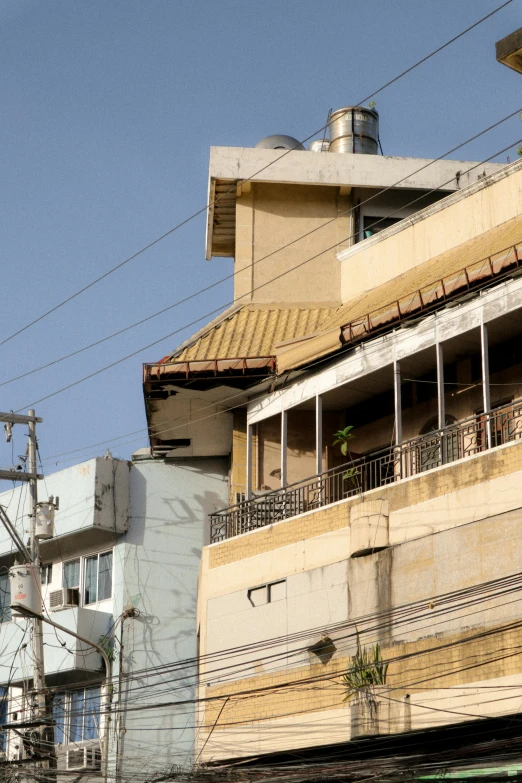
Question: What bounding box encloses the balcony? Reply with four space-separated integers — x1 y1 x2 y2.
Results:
210 398 522 542
0 608 112 686
0 457 129 558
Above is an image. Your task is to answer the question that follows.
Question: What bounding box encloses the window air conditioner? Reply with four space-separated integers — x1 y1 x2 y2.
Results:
66 747 101 771
49 588 80 612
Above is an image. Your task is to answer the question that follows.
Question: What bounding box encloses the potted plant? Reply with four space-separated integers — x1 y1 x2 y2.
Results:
333 426 360 494
343 633 389 737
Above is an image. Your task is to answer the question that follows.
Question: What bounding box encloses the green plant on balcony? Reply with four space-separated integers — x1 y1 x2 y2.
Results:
333 426 359 489
342 634 388 702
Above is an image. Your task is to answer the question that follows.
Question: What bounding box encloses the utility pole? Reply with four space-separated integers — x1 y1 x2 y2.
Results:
0 410 58 779
27 409 55 776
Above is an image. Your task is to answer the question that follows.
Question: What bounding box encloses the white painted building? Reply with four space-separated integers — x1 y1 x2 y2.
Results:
0 453 228 779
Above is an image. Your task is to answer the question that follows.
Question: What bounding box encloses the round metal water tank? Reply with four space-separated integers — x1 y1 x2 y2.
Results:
9 564 41 615
308 139 330 152
255 135 305 151
328 107 379 155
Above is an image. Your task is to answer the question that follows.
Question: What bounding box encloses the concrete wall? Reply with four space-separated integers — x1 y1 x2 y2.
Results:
209 147 503 192
339 163 522 302
0 457 130 558
111 456 229 778
196 439 522 760
146 388 233 458
235 182 348 303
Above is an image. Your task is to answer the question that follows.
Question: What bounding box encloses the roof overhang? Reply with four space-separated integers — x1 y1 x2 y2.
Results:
144 356 275 384
496 27 522 74
205 146 504 260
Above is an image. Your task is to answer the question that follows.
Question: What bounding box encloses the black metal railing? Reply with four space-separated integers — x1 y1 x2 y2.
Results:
210 399 522 543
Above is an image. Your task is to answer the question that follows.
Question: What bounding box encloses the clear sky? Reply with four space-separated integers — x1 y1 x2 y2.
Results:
0 0 520 471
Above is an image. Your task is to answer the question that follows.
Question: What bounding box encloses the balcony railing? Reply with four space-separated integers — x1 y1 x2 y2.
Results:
210 399 522 543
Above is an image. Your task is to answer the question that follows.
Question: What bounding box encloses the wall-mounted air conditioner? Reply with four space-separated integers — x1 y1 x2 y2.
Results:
66 747 101 771
49 588 80 612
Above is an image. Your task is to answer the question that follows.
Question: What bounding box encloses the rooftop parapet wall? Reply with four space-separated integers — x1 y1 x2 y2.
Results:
207 147 504 264
208 147 503 192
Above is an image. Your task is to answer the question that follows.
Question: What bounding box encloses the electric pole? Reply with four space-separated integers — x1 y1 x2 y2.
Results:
27 408 54 777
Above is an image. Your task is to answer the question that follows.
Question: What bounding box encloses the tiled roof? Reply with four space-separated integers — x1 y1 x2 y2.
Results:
276 214 522 373
320 214 522 332
166 303 338 362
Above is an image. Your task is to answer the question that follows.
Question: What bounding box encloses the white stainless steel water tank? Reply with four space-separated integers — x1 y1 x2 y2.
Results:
329 107 379 155
9 564 41 615
308 139 330 152
255 134 305 151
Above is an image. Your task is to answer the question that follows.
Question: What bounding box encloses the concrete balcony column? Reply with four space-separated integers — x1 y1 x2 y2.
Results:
316 395 323 475
280 410 287 487
393 361 402 445
436 342 445 430
436 341 446 463
246 424 253 500
394 360 403 479
481 321 492 446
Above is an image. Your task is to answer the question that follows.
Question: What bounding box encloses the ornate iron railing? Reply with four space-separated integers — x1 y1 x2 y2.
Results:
210 399 522 543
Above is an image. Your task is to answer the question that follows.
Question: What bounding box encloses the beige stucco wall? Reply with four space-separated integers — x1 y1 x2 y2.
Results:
196 439 522 760
234 182 349 303
340 165 522 302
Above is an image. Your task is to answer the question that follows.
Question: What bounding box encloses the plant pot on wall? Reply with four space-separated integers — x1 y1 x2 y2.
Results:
350 686 391 738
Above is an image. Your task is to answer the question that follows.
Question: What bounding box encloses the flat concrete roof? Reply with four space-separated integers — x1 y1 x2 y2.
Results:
496 27 522 74
206 146 504 259
209 146 503 190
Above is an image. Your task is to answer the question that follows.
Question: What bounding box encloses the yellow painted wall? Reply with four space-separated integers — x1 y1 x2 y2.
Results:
234 183 350 304
341 167 522 302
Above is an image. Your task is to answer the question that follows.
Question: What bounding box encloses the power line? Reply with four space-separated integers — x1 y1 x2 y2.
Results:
35 153 522 466
0 0 513 352
2 106 520 394
16 137 522 417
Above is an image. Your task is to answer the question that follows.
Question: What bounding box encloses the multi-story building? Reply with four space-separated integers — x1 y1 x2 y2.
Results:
1 94 518 783
0 452 228 778
192 152 522 776
141 99 522 777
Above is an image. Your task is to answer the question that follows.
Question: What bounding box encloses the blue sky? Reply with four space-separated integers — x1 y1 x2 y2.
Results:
0 0 520 470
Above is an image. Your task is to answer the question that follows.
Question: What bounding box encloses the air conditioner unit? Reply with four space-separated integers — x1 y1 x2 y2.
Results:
66 747 101 771
49 588 80 612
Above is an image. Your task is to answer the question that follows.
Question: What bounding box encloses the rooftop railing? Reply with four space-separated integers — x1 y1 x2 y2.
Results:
210 398 522 543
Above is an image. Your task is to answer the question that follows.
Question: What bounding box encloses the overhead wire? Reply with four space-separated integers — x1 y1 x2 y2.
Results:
1 106 520 395
38 223 522 469
0 0 513 353
17 134 522 447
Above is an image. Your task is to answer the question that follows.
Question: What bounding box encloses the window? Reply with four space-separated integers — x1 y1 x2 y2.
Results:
61 552 113 606
41 564 53 585
84 552 112 605
53 687 101 745
248 580 286 606
0 573 10 624
63 559 80 590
